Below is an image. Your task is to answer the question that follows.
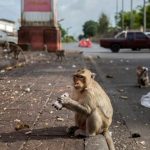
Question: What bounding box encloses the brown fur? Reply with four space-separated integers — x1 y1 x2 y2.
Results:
57 68 115 150
136 66 149 88
56 50 65 61
3 42 25 60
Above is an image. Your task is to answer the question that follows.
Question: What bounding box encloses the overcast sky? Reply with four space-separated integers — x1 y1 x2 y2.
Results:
0 0 144 37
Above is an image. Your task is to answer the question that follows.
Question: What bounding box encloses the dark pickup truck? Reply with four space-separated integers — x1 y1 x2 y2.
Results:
100 31 150 52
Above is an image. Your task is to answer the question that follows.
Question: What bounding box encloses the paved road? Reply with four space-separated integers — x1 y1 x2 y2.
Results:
63 42 150 59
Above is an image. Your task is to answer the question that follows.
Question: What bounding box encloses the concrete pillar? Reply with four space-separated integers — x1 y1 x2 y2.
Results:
51 0 58 27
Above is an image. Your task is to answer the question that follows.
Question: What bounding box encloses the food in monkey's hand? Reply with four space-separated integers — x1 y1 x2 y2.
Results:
52 92 69 110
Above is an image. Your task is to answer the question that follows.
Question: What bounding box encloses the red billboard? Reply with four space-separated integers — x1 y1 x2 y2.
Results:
24 0 51 12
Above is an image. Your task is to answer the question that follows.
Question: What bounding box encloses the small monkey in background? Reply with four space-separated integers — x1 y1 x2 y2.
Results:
53 68 115 150
3 42 25 60
56 50 65 61
136 65 150 88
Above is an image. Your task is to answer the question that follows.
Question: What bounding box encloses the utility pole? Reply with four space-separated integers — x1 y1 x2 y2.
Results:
130 0 133 29
143 0 146 32
122 0 124 30
116 0 118 27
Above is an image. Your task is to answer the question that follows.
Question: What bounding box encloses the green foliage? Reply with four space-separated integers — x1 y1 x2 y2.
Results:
62 35 76 43
82 20 98 37
116 4 150 30
98 13 109 34
58 23 67 38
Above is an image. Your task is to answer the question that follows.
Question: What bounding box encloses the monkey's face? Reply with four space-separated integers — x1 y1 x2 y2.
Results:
136 66 143 76
73 75 86 91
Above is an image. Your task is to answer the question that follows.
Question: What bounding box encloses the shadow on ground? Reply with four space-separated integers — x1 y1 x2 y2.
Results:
0 126 80 143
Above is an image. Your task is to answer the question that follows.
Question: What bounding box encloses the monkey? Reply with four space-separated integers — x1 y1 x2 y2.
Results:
55 50 65 61
53 68 115 150
136 65 150 88
2 42 25 60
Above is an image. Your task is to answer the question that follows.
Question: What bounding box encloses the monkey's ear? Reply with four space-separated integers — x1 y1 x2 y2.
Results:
91 73 96 79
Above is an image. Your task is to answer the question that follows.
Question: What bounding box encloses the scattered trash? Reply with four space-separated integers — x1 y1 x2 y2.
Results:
45 122 49 128
131 133 141 138
48 83 52 86
16 63 24 67
140 141 146 146
14 119 30 131
49 111 53 114
120 96 128 100
140 92 150 108
72 65 76 68
125 67 129 71
24 87 31 93
58 66 63 69
110 60 114 63
7 80 11 83
0 70 5 73
118 89 124 92
56 116 64 121
25 130 32 135
6 66 13 71
106 75 113 78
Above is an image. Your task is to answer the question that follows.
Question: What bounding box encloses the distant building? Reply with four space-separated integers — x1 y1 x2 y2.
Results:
0 19 15 33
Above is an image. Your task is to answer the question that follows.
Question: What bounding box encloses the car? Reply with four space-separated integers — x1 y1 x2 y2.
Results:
144 32 150 37
100 31 150 52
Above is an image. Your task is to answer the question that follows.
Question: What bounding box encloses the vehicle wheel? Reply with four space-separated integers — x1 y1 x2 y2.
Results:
111 44 120 53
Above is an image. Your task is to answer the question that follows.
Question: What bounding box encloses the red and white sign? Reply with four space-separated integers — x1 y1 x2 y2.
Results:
24 0 51 12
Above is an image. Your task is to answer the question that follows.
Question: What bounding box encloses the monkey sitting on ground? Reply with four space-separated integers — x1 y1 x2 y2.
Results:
136 65 150 88
55 50 65 61
2 42 25 60
53 68 115 150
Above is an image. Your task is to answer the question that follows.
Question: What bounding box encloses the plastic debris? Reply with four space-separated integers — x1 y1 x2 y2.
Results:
140 92 150 108
56 116 64 121
72 65 76 68
58 66 63 69
24 87 31 93
0 70 5 73
140 141 146 146
106 75 113 78
14 119 29 131
120 96 128 100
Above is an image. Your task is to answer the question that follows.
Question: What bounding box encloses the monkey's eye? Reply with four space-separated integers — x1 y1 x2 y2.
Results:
74 75 85 82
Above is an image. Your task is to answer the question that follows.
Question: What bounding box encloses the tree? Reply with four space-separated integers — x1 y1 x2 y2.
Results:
98 13 109 34
58 23 67 38
82 20 98 37
116 4 150 30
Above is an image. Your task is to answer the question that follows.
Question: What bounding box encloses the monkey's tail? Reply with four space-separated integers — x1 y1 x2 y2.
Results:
103 130 115 150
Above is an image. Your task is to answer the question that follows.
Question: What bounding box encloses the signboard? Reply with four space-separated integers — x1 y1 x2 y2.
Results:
24 0 51 12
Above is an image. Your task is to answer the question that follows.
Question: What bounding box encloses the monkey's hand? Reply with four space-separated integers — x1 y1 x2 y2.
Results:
57 96 72 107
57 96 91 115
